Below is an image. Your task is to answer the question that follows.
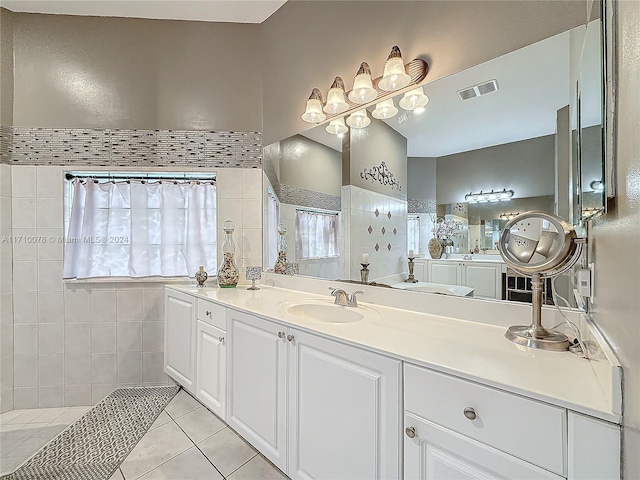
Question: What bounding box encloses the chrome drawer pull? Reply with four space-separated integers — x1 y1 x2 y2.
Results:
287 334 295 342
206 311 211 316
405 426 416 438
277 331 285 338
218 336 225 344
463 407 477 420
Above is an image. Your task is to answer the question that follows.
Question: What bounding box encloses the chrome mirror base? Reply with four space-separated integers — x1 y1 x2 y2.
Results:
505 325 570 352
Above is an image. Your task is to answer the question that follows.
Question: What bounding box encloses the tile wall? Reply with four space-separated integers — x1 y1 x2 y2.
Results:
5 165 262 409
342 185 408 282
1 164 13 413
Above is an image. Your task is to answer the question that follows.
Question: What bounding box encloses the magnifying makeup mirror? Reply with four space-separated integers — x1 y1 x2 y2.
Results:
498 211 586 351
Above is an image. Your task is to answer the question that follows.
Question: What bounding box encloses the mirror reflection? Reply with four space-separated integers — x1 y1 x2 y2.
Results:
263 17 604 305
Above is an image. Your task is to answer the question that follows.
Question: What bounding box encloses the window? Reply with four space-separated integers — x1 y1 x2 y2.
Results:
407 214 420 255
294 209 339 260
63 172 217 279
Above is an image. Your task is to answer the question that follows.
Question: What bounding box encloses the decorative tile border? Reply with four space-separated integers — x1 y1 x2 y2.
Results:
279 184 341 211
408 198 436 214
0 126 262 168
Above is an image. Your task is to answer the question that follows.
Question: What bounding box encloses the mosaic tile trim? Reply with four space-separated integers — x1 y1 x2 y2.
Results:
0 126 262 168
263 156 281 199
408 197 437 214
5 385 179 480
279 183 341 211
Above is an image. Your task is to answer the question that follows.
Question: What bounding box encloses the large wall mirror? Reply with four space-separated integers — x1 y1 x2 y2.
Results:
262 3 608 306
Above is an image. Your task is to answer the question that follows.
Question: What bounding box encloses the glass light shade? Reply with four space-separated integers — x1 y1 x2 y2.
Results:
348 62 378 104
378 47 411 92
301 89 326 123
326 117 348 135
323 77 349 114
371 99 398 119
346 109 371 129
399 87 429 111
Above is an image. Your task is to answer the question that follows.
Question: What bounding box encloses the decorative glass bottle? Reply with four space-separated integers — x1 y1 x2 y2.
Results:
274 224 288 275
218 220 239 288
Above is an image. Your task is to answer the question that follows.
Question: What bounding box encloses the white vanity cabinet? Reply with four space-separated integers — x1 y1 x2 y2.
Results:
403 363 620 480
226 308 402 479
195 299 227 419
164 289 197 394
427 260 503 299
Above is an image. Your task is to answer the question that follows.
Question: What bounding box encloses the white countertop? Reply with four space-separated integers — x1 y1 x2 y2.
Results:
415 255 506 264
168 284 619 423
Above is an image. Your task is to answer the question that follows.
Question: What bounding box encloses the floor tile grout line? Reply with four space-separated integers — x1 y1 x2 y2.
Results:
224 452 260 478
171 416 227 479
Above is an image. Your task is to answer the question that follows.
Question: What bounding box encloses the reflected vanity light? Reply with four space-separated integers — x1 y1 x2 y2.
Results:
398 86 429 111
300 45 428 124
499 212 520 220
465 188 514 203
346 109 371 129
326 117 348 136
372 99 399 119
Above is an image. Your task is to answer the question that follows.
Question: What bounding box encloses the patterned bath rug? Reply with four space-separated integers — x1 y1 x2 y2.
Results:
3 385 180 480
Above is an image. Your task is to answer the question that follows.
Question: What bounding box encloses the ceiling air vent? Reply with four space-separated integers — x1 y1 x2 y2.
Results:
457 79 499 101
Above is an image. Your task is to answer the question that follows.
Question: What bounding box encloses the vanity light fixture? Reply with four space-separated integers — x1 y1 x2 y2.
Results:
301 88 327 123
499 212 520 221
323 77 349 115
300 46 428 124
465 188 514 203
325 117 348 136
378 46 412 91
398 86 429 111
346 109 371 129
372 99 399 119
348 62 378 104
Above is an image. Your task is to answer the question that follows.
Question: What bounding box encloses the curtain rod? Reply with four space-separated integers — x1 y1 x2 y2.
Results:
65 173 216 184
295 207 339 215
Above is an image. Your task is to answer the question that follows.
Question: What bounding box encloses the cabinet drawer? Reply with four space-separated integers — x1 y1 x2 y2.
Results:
404 364 566 476
197 299 226 330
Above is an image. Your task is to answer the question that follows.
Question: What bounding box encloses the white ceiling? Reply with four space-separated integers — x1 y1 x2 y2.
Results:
0 0 288 23
301 27 587 158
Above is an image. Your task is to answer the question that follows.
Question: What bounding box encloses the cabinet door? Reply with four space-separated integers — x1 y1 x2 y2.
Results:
463 263 502 299
196 320 226 420
227 310 287 472
288 329 401 480
429 262 461 286
164 289 197 393
404 413 563 480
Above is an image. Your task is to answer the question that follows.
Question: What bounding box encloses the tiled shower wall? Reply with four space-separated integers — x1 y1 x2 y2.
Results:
1 164 13 413
342 185 407 282
2 127 263 409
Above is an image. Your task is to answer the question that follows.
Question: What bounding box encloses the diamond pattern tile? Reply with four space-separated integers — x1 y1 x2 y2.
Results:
374 244 380 252
381 227 386 235
374 209 379 217
393 228 397 235
387 243 392 251
387 211 392 219
367 226 373 234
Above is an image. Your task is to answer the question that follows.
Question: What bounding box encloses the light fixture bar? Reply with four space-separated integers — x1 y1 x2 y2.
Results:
302 58 428 125
465 188 514 203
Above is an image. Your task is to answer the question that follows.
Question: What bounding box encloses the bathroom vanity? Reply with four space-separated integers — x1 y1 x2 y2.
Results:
164 281 621 480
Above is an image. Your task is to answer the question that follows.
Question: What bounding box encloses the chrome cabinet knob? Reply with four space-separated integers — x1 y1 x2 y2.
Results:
206 311 211 316
287 334 295 342
463 407 477 420
277 331 285 338
218 336 225 344
405 426 416 438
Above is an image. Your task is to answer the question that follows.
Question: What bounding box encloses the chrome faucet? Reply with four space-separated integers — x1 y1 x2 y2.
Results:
348 291 364 307
329 288 363 307
330 288 349 306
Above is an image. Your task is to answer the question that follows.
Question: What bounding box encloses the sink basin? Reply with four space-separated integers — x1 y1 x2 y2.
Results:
280 299 379 324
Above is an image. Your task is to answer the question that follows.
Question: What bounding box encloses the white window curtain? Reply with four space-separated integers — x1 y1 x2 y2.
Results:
267 190 280 268
63 178 217 279
295 210 339 260
407 215 420 255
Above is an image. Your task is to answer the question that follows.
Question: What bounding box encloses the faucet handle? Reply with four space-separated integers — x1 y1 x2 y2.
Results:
349 290 364 307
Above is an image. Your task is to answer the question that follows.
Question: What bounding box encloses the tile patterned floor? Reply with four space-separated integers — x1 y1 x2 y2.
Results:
1 391 289 480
